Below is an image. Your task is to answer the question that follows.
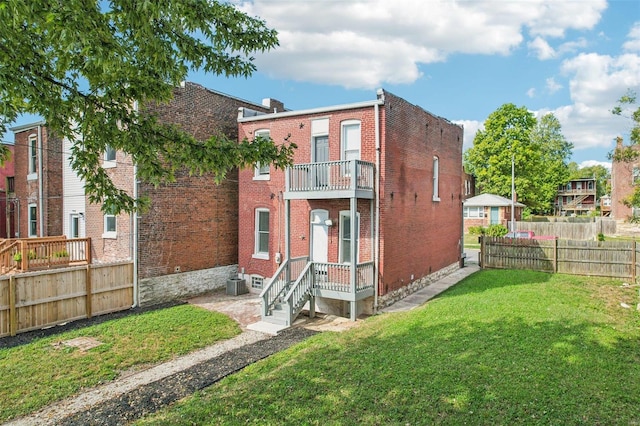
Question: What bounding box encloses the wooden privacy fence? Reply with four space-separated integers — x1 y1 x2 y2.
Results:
515 219 616 240
0 262 133 337
480 237 640 281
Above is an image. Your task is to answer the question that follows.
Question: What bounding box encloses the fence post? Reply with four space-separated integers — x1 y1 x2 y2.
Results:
86 238 92 264
553 238 558 273
20 241 26 271
632 240 636 283
86 265 92 318
479 236 484 268
9 275 16 336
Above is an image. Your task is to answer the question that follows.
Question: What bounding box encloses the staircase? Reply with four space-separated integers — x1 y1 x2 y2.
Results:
257 257 313 328
564 194 589 208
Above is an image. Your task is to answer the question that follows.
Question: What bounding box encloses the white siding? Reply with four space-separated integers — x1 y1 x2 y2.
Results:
62 136 86 238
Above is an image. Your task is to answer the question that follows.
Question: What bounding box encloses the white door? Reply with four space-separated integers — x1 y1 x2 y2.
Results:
310 209 329 263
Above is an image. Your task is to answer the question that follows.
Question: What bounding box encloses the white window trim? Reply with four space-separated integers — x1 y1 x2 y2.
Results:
253 130 271 181
103 146 117 169
28 203 37 237
341 120 361 162
339 211 360 264
253 208 270 260
463 206 484 219
432 156 440 201
102 211 117 239
28 134 38 180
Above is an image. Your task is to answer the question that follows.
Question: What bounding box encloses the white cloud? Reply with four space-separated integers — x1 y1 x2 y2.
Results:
527 88 536 98
529 36 556 60
623 22 640 52
579 160 611 170
237 0 607 89
545 77 563 94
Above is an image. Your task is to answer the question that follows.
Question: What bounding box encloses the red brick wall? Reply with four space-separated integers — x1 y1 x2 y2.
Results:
238 91 464 298
12 126 63 238
238 107 377 280
84 149 134 263
136 82 272 278
378 91 463 295
611 141 639 219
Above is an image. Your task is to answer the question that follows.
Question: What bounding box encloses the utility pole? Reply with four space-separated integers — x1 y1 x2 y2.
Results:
511 154 515 232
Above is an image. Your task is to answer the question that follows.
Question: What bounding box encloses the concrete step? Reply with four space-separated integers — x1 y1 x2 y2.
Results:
247 320 289 336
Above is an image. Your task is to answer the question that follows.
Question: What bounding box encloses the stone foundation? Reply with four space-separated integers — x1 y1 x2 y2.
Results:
376 262 460 310
139 264 237 307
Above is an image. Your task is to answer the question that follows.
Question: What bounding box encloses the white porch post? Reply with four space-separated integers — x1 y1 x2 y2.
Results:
350 196 357 321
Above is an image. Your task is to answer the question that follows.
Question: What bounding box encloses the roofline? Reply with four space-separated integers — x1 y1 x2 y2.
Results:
9 120 46 133
179 81 286 113
238 90 385 122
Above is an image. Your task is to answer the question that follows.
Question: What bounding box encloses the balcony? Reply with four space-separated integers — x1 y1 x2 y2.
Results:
557 187 596 196
284 160 375 200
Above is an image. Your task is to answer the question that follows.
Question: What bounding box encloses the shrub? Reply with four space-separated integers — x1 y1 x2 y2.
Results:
597 233 605 241
468 226 486 235
486 224 508 237
54 249 69 258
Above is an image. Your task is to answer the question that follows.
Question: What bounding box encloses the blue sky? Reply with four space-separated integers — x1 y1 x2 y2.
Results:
5 0 640 169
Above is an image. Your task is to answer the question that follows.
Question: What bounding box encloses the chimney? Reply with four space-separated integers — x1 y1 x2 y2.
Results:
262 98 285 113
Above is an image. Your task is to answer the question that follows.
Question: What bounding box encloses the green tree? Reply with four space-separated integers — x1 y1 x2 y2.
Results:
0 0 296 213
530 113 574 208
610 89 640 208
464 104 572 213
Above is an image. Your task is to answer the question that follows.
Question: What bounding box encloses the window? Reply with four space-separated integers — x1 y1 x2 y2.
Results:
463 206 484 218
341 120 361 162
339 211 359 263
432 156 440 201
70 214 80 238
251 276 264 290
254 209 269 259
28 135 37 177
253 130 270 180
28 204 37 237
633 167 640 184
103 206 117 238
103 145 117 168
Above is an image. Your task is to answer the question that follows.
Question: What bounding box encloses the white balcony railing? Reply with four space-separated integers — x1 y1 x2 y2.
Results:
286 160 374 193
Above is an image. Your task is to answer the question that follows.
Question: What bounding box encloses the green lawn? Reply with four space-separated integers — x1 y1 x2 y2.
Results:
0 304 241 422
464 233 481 248
138 270 640 425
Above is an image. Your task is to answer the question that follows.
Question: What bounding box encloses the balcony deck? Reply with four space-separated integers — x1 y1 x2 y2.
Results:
284 160 375 200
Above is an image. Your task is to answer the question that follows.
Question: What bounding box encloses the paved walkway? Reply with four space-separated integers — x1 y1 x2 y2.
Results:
8 254 480 425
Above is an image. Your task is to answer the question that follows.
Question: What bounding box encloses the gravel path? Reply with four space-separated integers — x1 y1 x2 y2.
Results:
9 327 317 426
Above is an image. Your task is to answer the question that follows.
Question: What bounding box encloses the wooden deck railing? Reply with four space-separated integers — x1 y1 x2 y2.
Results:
0 236 91 274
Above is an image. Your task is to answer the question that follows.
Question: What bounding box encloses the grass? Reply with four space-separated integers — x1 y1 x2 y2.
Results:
464 233 481 248
137 270 640 425
0 304 241 422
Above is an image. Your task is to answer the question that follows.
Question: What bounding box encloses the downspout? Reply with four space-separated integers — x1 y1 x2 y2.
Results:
132 101 139 308
374 90 383 312
37 125 44 237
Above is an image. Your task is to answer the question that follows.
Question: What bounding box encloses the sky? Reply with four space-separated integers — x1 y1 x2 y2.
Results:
4 0 640 170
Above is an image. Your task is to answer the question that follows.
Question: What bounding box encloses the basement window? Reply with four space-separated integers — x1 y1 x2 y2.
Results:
251 276 264 290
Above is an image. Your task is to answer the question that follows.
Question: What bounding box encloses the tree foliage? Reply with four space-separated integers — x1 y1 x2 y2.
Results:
0 0 296 213
610 89 640 208
464 104 573 213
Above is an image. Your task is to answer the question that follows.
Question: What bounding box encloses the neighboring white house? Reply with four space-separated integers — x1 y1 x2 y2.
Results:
463 193 525 233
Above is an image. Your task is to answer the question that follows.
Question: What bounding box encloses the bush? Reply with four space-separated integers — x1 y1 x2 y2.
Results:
468 226 486 235
597 233 605 241
486 224 508 237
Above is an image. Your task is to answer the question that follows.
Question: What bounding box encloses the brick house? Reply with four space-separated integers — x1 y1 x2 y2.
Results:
14 82 281 306
462 193 524 233
554 177 597 216
10 122 63 239
237 89 463 326
0 143 16 238
610 137 640 219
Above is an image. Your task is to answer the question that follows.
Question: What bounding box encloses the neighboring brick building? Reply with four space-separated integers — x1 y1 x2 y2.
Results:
0 143 16 238
611 137 640 219
11 83 281 307
462 193 524 233
554 177 597 217
10 122 63 239
237 89 464 326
